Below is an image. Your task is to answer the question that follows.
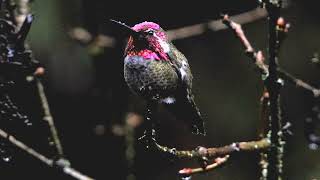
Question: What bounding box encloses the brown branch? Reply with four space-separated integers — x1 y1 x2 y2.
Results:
178 155 230 177
153 139 270 178
155 138 270 160
222 14 269 79
0 128 94 180
69 8 267 50
167 8 268 41
277 69 320 97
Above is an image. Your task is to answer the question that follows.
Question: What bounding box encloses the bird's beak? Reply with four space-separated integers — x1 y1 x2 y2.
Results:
110 19 140 38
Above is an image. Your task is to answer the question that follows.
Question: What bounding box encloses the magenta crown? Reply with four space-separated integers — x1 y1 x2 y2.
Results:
132 21 160 31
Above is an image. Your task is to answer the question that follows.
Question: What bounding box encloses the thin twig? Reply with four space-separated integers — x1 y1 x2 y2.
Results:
178 155 230 177
36 78 64 157
69 8 267 50
222 14 320 97
0 128 53 166
222 14 269 79
167 7 267 41
0 128 94 180
277 69 320 97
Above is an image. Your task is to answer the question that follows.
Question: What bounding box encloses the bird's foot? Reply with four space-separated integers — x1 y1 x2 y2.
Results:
138 130 156 149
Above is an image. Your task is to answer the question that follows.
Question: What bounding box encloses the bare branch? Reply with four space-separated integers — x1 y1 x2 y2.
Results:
69 8 267 50
155 138 270 160
222 14 269 79
152 139 270 178
222 14 320 97
277 69 320 97
36 78 64 157
178 155 230 177
0 128 53 166
167 8 267 41
0 128 95 180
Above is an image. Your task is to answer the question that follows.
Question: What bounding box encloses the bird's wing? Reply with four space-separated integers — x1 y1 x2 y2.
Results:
165 44 206 135
166 43 193 89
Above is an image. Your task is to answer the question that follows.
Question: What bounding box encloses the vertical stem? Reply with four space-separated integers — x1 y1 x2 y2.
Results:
264 1 284 179
260 152 269 180
36 79 64 157
259 90 270 180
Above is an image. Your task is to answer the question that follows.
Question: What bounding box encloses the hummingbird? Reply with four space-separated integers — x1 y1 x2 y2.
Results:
111 20 205 136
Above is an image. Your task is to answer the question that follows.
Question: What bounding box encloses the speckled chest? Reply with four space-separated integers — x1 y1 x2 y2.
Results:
124 55 179 100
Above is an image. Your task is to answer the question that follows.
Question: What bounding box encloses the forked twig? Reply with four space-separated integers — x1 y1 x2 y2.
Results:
222 14 319 97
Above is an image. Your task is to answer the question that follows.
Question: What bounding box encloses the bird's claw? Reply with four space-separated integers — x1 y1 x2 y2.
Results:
138 131 156 149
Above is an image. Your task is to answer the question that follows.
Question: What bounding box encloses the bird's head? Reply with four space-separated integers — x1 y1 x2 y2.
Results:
110 20 170 60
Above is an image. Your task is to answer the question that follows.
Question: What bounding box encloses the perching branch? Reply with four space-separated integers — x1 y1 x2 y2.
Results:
137 93 271 178
155 138 270 160
0 128 94 180
153 138 270 177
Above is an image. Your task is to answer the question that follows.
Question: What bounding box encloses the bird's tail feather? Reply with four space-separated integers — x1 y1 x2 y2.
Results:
164 96 206 136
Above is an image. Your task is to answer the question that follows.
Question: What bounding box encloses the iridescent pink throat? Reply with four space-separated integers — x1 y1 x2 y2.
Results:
127 49 164 60
126 37 169 61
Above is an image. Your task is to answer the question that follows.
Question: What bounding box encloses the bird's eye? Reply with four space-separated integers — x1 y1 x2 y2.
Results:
145 29 155 35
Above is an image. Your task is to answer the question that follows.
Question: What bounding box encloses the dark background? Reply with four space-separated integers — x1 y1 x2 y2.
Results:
1 0 320 179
